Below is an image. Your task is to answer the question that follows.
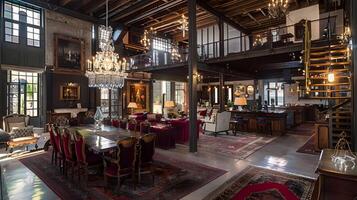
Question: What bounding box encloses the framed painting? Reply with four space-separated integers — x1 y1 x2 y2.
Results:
60 84 80 100
54 34 85 73
127 83 149 111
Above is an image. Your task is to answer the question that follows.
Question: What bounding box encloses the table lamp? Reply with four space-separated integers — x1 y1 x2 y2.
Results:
164 101 175 108
127 102 138 114
234 97 247 111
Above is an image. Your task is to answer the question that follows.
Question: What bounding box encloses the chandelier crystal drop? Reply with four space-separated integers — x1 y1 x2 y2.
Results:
268 0 289 18
86 0 128 89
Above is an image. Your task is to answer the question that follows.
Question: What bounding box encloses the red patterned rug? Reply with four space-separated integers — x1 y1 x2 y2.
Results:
19 151 226 200
297 135 321 155
206 166 315 200
197 134 276 159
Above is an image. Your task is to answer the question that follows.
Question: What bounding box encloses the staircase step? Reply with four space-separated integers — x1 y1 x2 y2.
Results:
310 56 348 62
310 44 348 51
309 76 350 80
310 49 348 56
309 83 350 86
309 61 350 67
304 96 351 99
309 68 350 73
309 89 351 92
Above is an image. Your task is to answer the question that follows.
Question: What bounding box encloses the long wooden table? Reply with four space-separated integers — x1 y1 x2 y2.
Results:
68 125 140 153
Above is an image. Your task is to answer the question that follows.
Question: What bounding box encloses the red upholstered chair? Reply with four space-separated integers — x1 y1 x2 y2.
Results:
137 134 156 184
48 124 58 165
140 120 151 134
62 128 76 179
53 126 65 174
119 119 128 129
128 119 139 132
103 137 137 191
73 131 102 185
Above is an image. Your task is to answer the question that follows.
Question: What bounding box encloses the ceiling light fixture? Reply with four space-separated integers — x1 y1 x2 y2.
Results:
268 0 289 19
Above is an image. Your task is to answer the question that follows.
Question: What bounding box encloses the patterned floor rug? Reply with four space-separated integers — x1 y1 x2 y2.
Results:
296 135 321 155
206 166 316 200
19 150 226 200
198 133 276 159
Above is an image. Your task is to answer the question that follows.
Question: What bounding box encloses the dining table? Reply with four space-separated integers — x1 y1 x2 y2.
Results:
66 125 140 153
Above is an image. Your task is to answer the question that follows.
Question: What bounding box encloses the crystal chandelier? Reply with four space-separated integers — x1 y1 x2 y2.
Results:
178 14 188 37
171 44 181 62
268 0 289 18
86 0 128 89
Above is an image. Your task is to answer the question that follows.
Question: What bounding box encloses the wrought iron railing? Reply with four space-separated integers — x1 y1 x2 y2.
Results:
128 16 337 70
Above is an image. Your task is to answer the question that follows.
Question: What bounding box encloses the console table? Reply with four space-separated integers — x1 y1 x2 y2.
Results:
316 149 357 200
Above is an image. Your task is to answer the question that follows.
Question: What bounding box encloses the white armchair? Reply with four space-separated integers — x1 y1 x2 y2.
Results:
203 111 231 136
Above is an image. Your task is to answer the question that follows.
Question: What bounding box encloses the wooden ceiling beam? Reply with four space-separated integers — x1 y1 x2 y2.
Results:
197 0 250 34
59 0 72 6
124 0 185 25
108 0 161 22
80 0 106 14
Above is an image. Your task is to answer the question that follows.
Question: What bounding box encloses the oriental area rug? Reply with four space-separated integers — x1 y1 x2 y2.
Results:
205 166 316 200
19 151 226 200
197 133 276 159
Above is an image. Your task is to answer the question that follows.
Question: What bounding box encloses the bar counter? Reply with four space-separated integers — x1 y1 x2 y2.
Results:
229 110 287 136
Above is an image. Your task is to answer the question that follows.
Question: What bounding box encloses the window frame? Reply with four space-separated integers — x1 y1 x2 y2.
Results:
264 81 285 106
100 88 119 118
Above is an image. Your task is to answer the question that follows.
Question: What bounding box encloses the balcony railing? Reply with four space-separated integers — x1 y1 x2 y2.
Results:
128 16 338 70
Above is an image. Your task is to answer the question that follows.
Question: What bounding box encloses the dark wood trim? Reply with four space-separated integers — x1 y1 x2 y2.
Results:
219 73 224 111
188 0 198 153
351 0 357 151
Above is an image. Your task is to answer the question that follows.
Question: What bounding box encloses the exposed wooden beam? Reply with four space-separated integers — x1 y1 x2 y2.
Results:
125 0 185 25
197 0 250 34
22 0 104 24
59 0 72 6
109 0 160 22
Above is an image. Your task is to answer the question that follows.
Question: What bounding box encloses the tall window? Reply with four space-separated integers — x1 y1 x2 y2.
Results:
7 70 39 117
175 82 185 111
264 81 285 106
100 89 119 118
4 1 41 47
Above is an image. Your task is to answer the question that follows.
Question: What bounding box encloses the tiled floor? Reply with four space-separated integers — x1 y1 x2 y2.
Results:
0 128 320 200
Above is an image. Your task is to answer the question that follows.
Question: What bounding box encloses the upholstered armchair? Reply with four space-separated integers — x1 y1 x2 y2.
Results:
203 111 231 136
2 114 39 152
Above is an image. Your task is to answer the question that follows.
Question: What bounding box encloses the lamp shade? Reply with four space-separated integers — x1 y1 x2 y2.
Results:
234 97 247 106
127 102 138 109
164 101 175 108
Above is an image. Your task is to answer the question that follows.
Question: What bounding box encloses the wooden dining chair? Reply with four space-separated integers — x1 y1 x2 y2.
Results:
62 128 76 179
137 133 156 185
53 125 65 174
73 131 102 186
48 124 58 165
140 120 151 134
103 137 137 191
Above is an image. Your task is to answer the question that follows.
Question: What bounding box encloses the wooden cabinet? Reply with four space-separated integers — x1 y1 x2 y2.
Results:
314 122 329 150
316 149 357 200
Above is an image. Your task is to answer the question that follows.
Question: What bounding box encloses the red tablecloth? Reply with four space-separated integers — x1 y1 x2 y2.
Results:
168 119 201 144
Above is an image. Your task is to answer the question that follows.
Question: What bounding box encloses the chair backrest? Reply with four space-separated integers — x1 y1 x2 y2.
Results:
48 124 58 152
3 114 29 132
53 126 64 154
139 134 155 164
51 113 70 127
62 128 74 161
119 119 128 129
140 121 151 134
128 119 139 132
117 137 137 170
73 131 86 164
215 111 231 131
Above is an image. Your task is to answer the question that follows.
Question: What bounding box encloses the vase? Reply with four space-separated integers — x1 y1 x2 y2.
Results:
94 106 103 130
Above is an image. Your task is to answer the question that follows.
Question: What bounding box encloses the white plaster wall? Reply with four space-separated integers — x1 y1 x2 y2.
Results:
286 4 320 41
45 10 92 67
284 83 327 105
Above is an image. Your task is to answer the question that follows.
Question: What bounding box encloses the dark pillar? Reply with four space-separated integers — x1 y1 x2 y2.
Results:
219 73 225 112
351 0 357 151
188 0 198 153
219 17 224 58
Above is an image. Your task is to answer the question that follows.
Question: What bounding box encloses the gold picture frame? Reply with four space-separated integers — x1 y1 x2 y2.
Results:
60 84 80 100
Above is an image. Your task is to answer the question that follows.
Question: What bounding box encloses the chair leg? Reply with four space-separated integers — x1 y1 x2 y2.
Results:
51 150 55 164
104 174 108 191
71 163 75 180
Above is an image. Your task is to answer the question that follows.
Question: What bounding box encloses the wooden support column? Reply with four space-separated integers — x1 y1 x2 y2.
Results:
351 0 357 151
219 73 225 112
219 17 224 58
188 0 198 153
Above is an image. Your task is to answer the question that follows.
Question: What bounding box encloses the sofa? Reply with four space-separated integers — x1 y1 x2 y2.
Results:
3 114 39 152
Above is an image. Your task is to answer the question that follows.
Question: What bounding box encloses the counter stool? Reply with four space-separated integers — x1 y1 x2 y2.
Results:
256 117 272 136
237 118 249 132
229 121 239 136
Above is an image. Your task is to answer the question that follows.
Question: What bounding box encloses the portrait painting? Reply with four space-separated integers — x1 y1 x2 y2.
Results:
54 34 84 73
128 83 148 110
